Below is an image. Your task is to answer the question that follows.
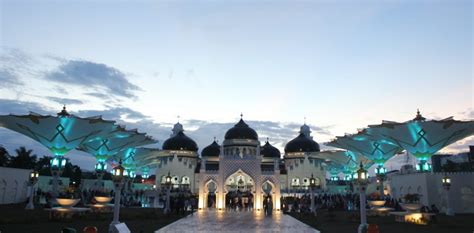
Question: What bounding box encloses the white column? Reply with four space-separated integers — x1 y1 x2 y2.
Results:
109 182 123 233
358 185 367 233
25 183 35 210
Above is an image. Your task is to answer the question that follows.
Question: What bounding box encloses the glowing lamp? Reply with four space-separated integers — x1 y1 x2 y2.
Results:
112 160 125 183
309 173 316 188
442 174 451 190
50 156 67 171
356 162 368 186
29 171 39 183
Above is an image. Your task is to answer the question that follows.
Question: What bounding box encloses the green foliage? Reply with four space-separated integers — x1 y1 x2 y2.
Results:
8 146 37 169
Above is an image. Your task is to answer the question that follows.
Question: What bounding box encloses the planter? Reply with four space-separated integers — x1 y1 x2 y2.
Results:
94 196 112 204
400 203 422 212
56 198 80 208
368 200 386 208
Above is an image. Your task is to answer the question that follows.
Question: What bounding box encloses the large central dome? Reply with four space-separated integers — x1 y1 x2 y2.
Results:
224 118 258 140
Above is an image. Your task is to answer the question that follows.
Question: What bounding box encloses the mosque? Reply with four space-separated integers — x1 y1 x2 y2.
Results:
154 116 327 211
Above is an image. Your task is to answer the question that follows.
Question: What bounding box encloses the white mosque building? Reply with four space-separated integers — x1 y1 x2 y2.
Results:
154 116 327 211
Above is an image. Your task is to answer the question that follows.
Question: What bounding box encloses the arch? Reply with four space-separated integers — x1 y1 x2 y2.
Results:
224 169 254 193
416 186 422 195
399 186 404 196
12 180 18 203
407 186 412 194
181 176 190 185
204 179 217 209
0 179 6 204
262 179 275 195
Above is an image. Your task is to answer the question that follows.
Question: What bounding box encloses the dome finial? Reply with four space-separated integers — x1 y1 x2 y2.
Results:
213 136 216 141
240 112 243 119
304 116 306 125
57 105 70 117
266 137 269 143
177 115 180 123
413 109 426 121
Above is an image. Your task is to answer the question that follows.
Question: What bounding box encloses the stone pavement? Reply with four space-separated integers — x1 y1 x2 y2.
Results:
155 210 320 233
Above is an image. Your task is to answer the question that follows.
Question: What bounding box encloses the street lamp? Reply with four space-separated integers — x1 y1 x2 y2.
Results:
164 172 172 214
94 161 107 191
25 171 39 210
375 165 387 198
109 160 126 233
50 156 67 198
442 174 454 216
355 162 368 233
309 174 317 216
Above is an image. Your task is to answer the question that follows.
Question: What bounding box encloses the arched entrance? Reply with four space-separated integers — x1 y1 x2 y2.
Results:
205 180 217 209
262 180 276 213
224 170 255 211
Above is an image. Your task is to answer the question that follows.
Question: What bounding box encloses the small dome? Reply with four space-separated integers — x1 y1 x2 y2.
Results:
284 133 320 153
202 140 220 157
162 131 198 152
224 119 258 140
261 141 281 158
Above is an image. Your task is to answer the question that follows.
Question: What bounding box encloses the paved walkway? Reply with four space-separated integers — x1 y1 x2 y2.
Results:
155 210 320 233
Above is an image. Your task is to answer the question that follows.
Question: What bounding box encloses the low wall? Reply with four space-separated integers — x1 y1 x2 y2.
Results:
387 172 474 214
0 167 31 204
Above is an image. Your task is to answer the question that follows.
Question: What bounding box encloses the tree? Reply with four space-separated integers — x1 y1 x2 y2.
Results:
71 165 82 185
37 156 53 175
0 146 10 167
8 146 37 169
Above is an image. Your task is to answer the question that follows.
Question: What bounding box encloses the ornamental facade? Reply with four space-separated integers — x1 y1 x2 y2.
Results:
155 117 327 211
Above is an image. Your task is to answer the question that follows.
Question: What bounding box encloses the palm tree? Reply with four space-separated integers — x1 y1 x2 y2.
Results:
8 146 37 169
0 146 10 167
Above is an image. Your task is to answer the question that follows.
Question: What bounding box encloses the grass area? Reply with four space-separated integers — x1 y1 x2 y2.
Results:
289 210 474 233
0 204 184 233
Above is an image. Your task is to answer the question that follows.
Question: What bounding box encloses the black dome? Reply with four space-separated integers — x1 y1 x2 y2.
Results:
224 119 258 140
261 141 281 158
162 131 198 152
202 140 220 157
284 133 320 153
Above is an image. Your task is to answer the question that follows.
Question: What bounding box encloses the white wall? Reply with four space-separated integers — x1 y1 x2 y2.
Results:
387 172 474 214
0 167 30 204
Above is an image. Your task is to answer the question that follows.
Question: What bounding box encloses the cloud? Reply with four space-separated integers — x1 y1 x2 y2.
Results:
45 96 84 105
0 98 52 115
45 60 141 99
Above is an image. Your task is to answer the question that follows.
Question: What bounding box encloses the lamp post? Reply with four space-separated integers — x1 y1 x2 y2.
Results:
309 174 317 216
164 172 172 214
375 165 386 198
94 161 107 191
355 162 368 233
50 156 67 198
109 160 126 233
442 174 454 216
25 171 39 210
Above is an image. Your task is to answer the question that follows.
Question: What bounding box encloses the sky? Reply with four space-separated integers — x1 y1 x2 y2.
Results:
0 0 472 171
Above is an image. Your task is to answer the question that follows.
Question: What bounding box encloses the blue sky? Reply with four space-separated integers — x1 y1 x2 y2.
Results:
0 0 472 170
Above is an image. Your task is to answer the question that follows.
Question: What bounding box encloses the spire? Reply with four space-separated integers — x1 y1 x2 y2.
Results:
171 118 184 137
57 105 70 117
413 109 426 121
299 119 312 139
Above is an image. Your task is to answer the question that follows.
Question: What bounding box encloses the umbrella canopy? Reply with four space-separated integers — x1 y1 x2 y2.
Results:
0 107 116 156
79 126 156 162
327 133 403 166
364 110 474 161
